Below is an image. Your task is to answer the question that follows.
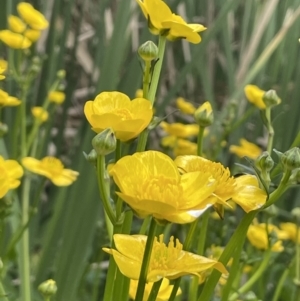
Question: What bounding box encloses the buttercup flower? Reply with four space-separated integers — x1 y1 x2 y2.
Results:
0 59 8 80
174 138 197 156
110 151 217 223
280 222 300 243
31 107 48 123
103 234 227 282
84 91 153 142
176 97 196 114
48 91 66 104
174 156 267 212
160 121 199 138
24 29 41 42
129 278 182 301
230 138 262 159
244 85 266 109
136 0 206 44
8 15 26 33
22 156 79 186
17 2 49 30
0 156 23 198
247 223 287 252
0 89 21 107
0 30 31 49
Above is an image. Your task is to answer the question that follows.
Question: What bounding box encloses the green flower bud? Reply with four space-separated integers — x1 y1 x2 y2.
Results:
291 207 300 221
255 151 274 172
147 116 160 131
281 147 300 171
262 90 281 108
194 101 214 127
83 149 97 165
138 41 158 62
38 279 57 297
0 122 8 137
57 69 66 79
92 128 116 156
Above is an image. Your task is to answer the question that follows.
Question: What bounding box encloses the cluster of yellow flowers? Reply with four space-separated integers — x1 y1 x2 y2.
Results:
0 2 49 49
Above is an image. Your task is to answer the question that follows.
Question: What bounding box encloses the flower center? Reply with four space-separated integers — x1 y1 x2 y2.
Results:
138 176 182 205
150 235 183 271
40 157 64 174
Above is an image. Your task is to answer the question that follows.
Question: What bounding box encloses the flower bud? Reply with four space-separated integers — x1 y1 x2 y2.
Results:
138 41 158 62
281 147 300 171
57 69 66 79
38 279 57 297
291 207 300 221
92 128 116 156
263 89 281 108
83 149 97 165
255 151 274 172
194 101 214 127
0 122 8 137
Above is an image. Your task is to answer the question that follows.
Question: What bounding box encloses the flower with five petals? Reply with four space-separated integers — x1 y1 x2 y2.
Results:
103 234 227 282
84 91 153 142
110 151 216 223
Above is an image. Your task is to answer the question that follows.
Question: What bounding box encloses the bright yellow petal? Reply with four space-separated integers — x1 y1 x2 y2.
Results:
0 30 31 49
244 85 266 109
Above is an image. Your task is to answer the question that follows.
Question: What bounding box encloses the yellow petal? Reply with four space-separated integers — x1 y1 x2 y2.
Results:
244 85 266 109
0 30 31 49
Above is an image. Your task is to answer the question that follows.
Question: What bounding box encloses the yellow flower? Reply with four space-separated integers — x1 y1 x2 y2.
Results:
24 29 41 42
0 30 31 49
0 156 23 198
17 2 49 30
194 101 214 127
110 151 217 223
136 0 206 44
160 121 199 138
244 85 266 109
48 91 66 104
176 97 196 114
84 91 153 142
0 89 21 107
230 138 262 159
8 15 26 33
103 234 227 282
0 59 8 72
280 222 300 243
22 157 79 186
174 156 267 212
247 223 285 252
174 138 197 156
129 278 182 301
31 107 49 123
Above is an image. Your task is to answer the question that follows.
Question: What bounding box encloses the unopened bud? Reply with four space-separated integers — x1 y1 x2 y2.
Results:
138 41 158 62
263 90 281 107
92 128 116 156
255 151 274 172
194 101 214 127
38 279 57 297
0 123 8 137
57 69 66 79
291 207 300 221
281 147 300 171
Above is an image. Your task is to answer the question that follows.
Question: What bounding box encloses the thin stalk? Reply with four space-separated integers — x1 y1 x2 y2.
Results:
197 126 205 156
135 218 158 301
265 108 274 154
96 155 116 230
147 279 163 301
228 249 272 301
197 210 210 255
142 60 151 100
147 36 166 105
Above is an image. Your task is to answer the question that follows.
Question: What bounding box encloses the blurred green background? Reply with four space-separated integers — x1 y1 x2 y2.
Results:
1 0 300 300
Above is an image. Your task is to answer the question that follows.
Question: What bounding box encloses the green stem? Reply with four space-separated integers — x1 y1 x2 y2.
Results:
139 216 151 235
136 129 149 152
19 176 31 301
197 210 210 255
142 60 151 100
197 126 205 156
272 257 295 301
197 211 257 301
228 249 272 301
96 155 116 228
147 279 163 301
147 36 166 105
135 218 158 301
265 108 274 154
